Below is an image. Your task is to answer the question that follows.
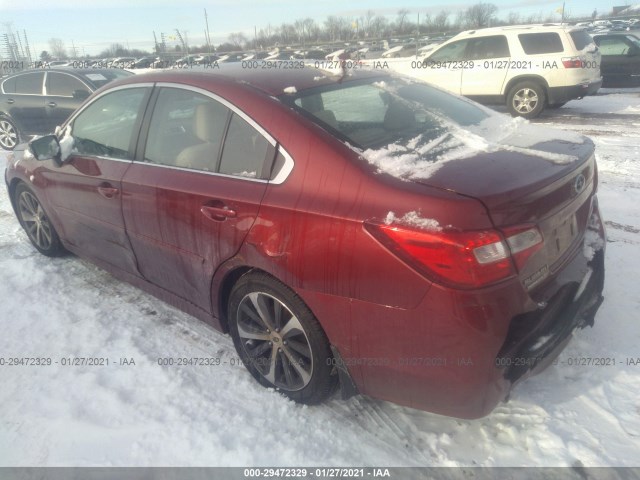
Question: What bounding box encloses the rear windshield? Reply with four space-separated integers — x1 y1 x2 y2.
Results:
287 78 490 151
518 32 564 54
80 69 133 88
570 30 594 51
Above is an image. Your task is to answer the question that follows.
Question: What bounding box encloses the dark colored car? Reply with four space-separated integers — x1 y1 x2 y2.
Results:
0 68 133 150
593 33 640 86
4 67 605 418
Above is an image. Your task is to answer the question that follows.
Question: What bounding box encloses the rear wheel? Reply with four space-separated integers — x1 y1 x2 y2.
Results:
0 118 19 150
14 183 64 256
507 81 546 118
228 272 338 404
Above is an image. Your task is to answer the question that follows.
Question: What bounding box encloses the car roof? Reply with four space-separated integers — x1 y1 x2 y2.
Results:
455 23 585 38
108 64 389 96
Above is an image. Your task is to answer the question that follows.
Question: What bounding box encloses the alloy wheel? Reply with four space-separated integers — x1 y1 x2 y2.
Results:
236 291 314 391
18 190 54 251
0 119 18 150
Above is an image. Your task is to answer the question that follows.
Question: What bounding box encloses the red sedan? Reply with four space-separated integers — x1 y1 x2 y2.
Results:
4 66 605 418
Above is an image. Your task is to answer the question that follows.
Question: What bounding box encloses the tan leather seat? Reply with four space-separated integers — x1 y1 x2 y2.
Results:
175 103 225 170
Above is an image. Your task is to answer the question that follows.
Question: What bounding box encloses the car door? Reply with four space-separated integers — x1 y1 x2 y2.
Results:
420 39 469 94
1 71 47 135
41 85 152 274
461 35 511 97
44 71 92 133
594 36 640 86
122 85 274 310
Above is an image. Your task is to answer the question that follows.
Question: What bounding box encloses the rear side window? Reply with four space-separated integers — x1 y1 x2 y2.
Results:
12 72 45 94
145 88 230 171
1 77 17 94
46 73 89 97
518 33 564 54
219 114 271 178
570 30 594 51
595 37 633 55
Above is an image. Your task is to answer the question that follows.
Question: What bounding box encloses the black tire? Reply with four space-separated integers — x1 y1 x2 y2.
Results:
228 272 338 405
14 183 64 256
506 81 546 118
547 102 567 109
0 117 19 151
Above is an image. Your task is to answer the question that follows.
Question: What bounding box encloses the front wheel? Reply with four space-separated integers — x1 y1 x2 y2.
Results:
14 183 64 256
0 118 19 150
228 272 338 404
506 81 546 118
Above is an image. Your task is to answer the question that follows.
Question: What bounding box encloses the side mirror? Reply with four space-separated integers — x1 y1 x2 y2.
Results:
72 89 90 100
29 135 62 165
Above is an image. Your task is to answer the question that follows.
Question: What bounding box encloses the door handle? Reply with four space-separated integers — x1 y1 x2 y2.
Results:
97 186 119 199
201 205 237 222
47 102 57 108
6 99 14 104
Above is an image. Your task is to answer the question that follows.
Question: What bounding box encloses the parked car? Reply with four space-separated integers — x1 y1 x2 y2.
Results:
194 54 221 65
217 53 247 63
417 25 602 118
382 43 422 58
290 49 327 60
242 52 271 61
592 33 640 86
175 54 200 67
5 67 605 418
0 68 133 150
110 57 136 69
132 56 157 69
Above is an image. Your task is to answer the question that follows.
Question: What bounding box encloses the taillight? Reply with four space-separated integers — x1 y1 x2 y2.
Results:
365 222 543 289
562 57 583 68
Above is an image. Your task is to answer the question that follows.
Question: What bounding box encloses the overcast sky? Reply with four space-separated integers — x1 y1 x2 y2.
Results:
0 0 619 56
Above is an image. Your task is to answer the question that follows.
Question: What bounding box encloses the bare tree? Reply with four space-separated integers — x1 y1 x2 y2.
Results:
433 11 450 31
365 10 376 37
462 3 498 28
228 32 248 49
397 9 410 34
48 38 67 59
507 12 521 25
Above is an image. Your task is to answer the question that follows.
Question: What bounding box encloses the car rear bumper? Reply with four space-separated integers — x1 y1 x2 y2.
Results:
303 198 606 419
548 78 602 104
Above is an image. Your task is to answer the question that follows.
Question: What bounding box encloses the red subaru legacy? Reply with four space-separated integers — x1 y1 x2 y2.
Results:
4 66 605 418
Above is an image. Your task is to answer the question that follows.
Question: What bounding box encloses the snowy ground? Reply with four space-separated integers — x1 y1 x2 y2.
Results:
1 88 639 467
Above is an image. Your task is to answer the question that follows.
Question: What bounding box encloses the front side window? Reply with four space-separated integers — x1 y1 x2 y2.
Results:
428 40 470 62
518 33 564 54
47 73 89 97
71 87 148 159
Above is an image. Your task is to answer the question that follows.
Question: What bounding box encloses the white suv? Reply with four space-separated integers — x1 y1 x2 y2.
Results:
410 25 602 118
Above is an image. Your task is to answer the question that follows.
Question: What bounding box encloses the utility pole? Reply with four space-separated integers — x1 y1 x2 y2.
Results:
204 8 212 55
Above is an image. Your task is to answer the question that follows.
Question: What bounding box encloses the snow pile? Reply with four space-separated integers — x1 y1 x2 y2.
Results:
283 86 297 94
384 211 441 231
